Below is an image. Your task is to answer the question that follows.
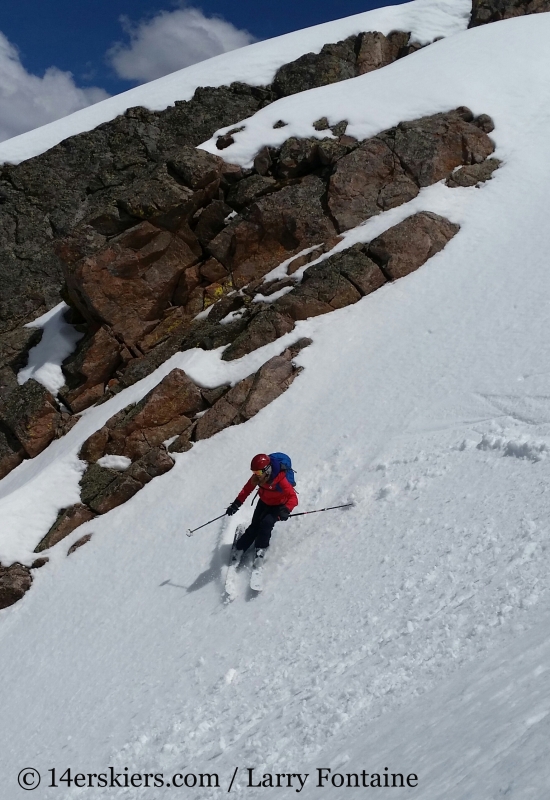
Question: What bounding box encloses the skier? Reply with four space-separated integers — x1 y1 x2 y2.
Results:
226 453 298 565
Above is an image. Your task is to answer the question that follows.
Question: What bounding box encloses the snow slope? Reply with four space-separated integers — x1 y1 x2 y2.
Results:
2 4 550 799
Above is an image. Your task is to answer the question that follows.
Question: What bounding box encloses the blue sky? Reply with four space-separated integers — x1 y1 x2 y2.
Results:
0 0 407 141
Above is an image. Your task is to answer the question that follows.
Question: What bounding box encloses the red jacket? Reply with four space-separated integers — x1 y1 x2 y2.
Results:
237 471 298 511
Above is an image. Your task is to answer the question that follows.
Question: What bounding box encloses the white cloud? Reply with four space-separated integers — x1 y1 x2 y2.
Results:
108 7 255 84
0 32 109 143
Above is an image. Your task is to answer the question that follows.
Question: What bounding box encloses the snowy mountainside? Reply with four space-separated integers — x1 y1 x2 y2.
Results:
2 3 550 799
0 0 470 166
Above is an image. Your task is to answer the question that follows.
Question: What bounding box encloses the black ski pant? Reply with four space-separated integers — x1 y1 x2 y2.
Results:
235 500 283 552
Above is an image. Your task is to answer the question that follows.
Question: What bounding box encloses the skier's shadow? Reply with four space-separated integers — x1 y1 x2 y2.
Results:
184 543 233 593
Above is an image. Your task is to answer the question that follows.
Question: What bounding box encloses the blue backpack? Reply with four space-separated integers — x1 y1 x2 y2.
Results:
270 452 296 487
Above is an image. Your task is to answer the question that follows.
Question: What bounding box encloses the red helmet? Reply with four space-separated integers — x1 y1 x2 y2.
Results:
251 453 270 471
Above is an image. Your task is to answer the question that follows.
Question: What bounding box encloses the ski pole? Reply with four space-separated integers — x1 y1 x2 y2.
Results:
289 502 354 518
187 513 226 537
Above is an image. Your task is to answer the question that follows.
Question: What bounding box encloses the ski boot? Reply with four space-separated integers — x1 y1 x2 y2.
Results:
253 547 266 567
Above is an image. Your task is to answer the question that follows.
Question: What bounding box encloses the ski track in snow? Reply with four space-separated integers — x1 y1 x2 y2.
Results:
2 4 550 798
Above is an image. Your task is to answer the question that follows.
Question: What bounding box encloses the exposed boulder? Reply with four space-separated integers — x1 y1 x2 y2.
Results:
0 379 61 458
169 145 242 190
379 108 495 188
194 200 234 248
276 264 360 320
356 31 410 74
0 563 32 610
226 175 276 209
35 504 96 552
113 163 196 224
271 29 418 99
222 308 295 361
469 0 550 25
368 212 460 279
199 258 229 284
446 158 502 188
77 346 306 508
275 246 385 321
126 446 175 484
80 463 120 507
79 454 150 515
328 109 494 232
194 350 304 440
85 473 143 515
80 368 204 462
334 245 389 296
286 243 336 274
193 376 254 441
59 326 125 413
258 113 483 249
273 37 357 96
275 138 323 179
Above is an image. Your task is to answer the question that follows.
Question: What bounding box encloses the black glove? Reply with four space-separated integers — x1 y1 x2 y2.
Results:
278 506 290 521
226 500 242 516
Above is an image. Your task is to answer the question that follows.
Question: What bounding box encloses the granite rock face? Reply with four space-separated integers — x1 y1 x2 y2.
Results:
60 118 475 392
0 86 267 336
0 25 431 340
0 105 495 480
61 222 200 348
208 175 338 288
0 427 24 481
328 138 419 232
276 246 386 321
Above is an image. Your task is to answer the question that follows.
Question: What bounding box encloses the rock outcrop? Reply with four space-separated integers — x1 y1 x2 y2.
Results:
469 0 550 26
0 28 422 339
39 107 493 419
74 344 307 518
272 31 418 97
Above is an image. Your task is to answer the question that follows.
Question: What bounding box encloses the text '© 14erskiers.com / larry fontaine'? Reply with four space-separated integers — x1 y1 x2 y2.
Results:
40 765 420 791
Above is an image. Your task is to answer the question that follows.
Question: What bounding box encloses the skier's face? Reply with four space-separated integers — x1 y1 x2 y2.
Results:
253 464 272 484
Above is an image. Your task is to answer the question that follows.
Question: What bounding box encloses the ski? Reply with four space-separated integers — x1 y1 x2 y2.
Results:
250 552 266 592
223 525 245 603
